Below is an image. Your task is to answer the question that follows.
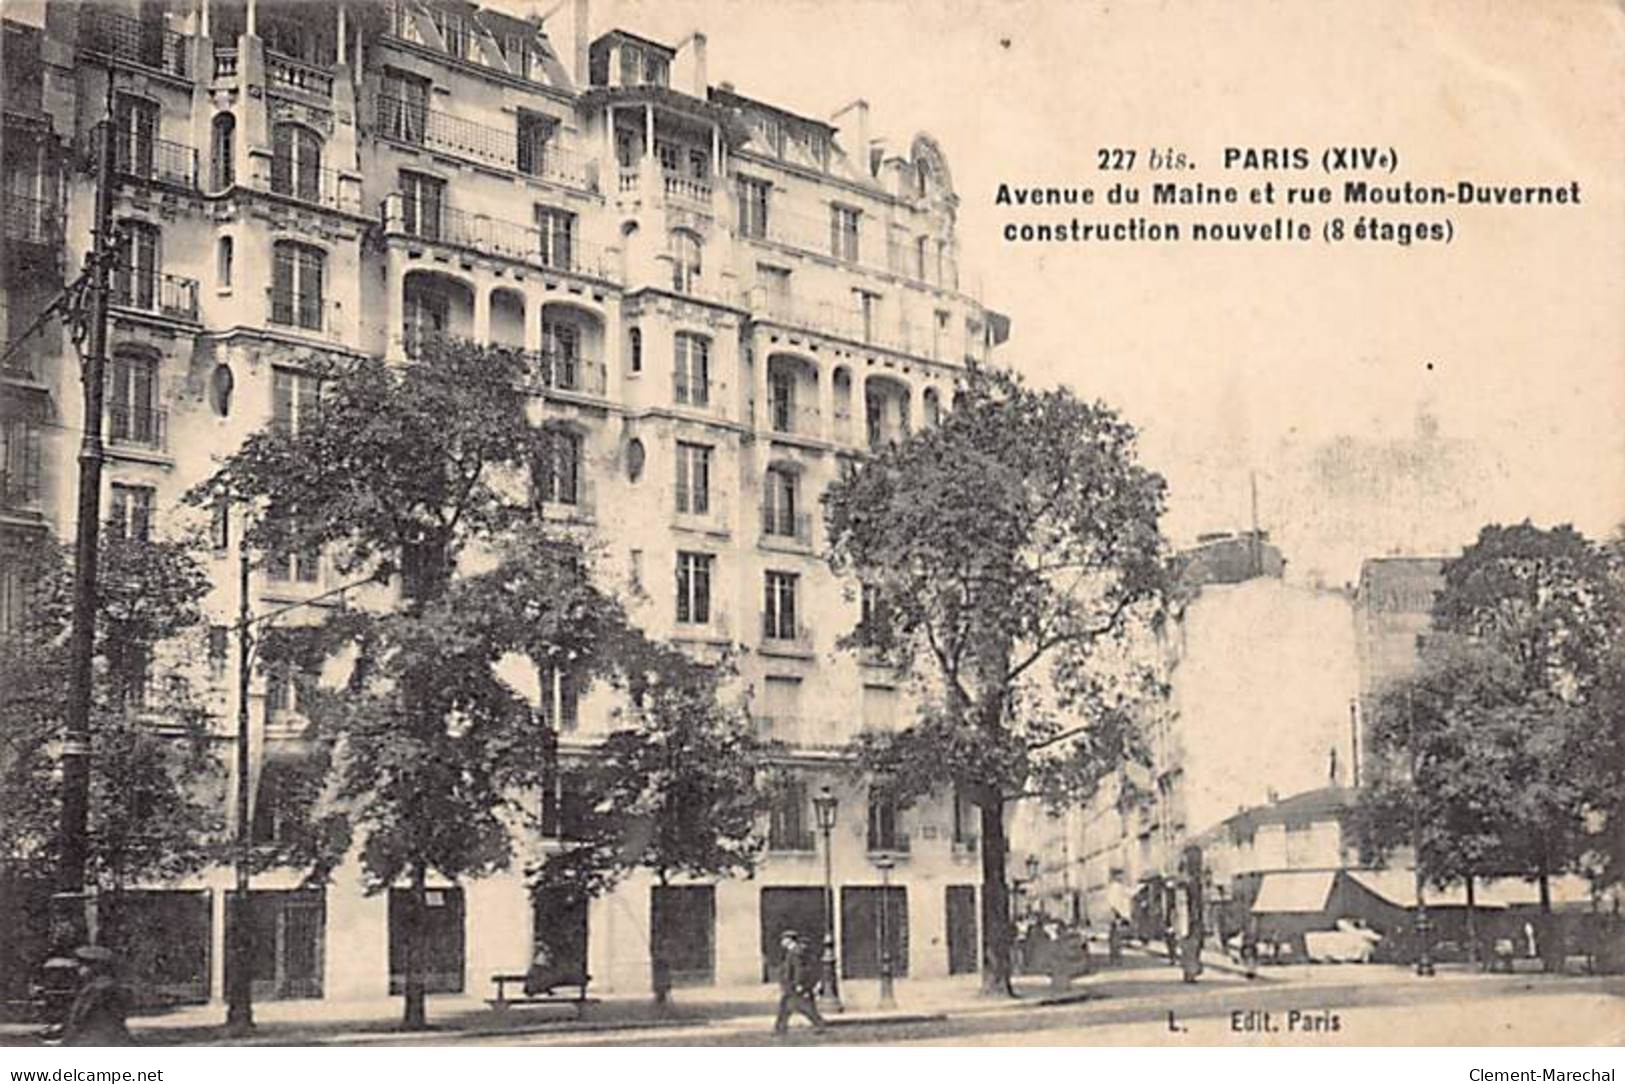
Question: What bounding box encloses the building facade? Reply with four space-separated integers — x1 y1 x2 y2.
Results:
1 0 1008 1003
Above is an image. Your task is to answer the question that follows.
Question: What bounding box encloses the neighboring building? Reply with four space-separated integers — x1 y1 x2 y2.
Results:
1 0 1008 1003
1064 535 1359 928
1352 556 1445 784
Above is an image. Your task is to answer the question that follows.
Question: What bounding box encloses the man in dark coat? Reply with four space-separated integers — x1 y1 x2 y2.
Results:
62 946 131 1046
772 930 827 1035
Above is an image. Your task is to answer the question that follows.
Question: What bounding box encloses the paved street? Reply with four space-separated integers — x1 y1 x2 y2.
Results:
453 967 1624 1048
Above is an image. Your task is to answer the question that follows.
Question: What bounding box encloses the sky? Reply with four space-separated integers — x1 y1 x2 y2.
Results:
514 1 1618 582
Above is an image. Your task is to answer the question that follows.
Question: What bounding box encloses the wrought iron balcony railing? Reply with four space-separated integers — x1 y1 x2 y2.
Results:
107 404 167 451
760 613 813 650
250 158 361 214
524 349 607 398
113 135 198 189
866 832 911 855
266 51 333 98
78 8 191 78
266 287 343 337
111 268 199 322
380 194 615 279
744 200 959 290
2 193 62 247
766 828 818 852
373 96 595 191
756 295 921 355
760 507 812 544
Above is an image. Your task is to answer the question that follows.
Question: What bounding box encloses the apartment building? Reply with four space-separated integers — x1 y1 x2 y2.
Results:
0 0 1008 1002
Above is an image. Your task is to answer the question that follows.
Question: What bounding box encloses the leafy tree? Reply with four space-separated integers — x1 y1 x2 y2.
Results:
822 365 1169 993
526 640 764 1003
0 527 223 959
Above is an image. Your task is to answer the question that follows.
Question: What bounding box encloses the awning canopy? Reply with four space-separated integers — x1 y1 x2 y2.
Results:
1346 869 1505 909
1251 871 1335 914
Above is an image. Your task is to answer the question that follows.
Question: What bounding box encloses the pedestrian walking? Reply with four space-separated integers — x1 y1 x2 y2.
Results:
1241 916 1261 980
772 930 827 1035
61 946 131 1046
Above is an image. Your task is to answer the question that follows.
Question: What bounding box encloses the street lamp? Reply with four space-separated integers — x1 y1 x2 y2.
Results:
874 852 896 1008
812 785 841 1010
224 507 392 1035
1407 685 1435 978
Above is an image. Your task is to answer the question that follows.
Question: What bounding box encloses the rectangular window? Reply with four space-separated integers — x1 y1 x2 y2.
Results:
264 516 320 584
516 111 559 178
380 70 429 144
109 483 154 542
757 264 791 310
675 551 713 625
768 777 810 851
737 177 770 239
762 468 801 539
272 367 320 436
859 583 890 646
113 221 159 311
208 625 229 677
763 570 798 640
430 8 468 59
113 95 157 179
866 791 903 853
107 351 157 445
400 172 445 240
540 317 580 389
769 372 796 433
853 290 879 344
534 206 576 270
619 43 641 86
830 205 860 263
656 141 681 174
915 235 929 281
675 441 710 515
272 244 325 331
0 418 43 508
673 333 709 406
535 428 581 506
403 284 449 356
538 665 579 732
210 500 230 552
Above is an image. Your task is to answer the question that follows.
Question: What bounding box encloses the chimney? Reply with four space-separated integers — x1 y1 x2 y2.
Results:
572 0 589 89
831 98 871 177
689 31 707 97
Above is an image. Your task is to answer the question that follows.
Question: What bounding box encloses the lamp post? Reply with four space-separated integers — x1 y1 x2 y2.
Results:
812 785 841 1010
224 514 393 1035
1407 686 1435 978
874 852 896 1008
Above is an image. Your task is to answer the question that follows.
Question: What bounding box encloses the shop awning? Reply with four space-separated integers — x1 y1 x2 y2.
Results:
1251 871 1336 914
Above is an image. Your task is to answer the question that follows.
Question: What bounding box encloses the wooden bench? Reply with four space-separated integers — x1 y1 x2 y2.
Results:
487 972 596 1017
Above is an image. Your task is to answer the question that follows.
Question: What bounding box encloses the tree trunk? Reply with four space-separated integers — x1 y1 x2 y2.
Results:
1464 874 1478 967
1536 858 1557 974
979 797 1014 996
651 873 671 1006
402 862 428 1028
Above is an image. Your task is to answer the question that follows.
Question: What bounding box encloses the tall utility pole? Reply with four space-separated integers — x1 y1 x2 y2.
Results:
227 523 254 1034
57 105 118 938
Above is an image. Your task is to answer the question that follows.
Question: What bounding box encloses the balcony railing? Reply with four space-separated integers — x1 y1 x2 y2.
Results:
380 194 616 280
212 48 238 80
524 350 607 398
114 135 198 189
373 96 596 191
111 269 199 322
672 372 711 409
266 51 333 98
2 193 62 247
662 171 712 208
266 287 343 338
746 201 959 290
760 614 812 651
766 827 817 852
866 832 911 855
767 398 821 438
78 8 191 78
107 404 167 451
250 158 361 214
760 506 812 544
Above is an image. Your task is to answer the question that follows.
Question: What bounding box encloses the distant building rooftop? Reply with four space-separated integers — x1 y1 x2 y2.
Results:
1356 557 1446 615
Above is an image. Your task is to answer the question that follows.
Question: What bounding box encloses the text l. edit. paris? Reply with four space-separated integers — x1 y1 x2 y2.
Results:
1231 1009 1342 1034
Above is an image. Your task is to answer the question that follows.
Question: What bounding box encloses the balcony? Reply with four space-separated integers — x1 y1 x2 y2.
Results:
760 614 813 655
744 202 959 291
671 372 711 411
266 51 333 99
757 295 921 356
767 399 822 440
380 194 616 280
373 97 596 191
760 506 812 547
2 192 61 248
766 826 818 853
250 159 361 214
661 171 712 210
78 8 190 79
212 48 238 80
107 404 167 452
266 287 344 339
524 349 607 400
755 714 826 750
114 136 198 190
111 269 199 322
867 833 911 856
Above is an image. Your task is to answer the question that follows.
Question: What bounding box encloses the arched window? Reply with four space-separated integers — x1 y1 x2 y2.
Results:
923 388 941 427
271 241 325 330
210 113 235 191
669 229 701 294
628 327 642 373
216 236 233 288
271 123 322 203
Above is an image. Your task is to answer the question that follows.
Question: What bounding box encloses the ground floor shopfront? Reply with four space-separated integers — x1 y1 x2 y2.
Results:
103 847 986 1005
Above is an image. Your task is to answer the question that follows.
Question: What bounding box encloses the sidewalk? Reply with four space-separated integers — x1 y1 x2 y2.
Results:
0 948 1568 1047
